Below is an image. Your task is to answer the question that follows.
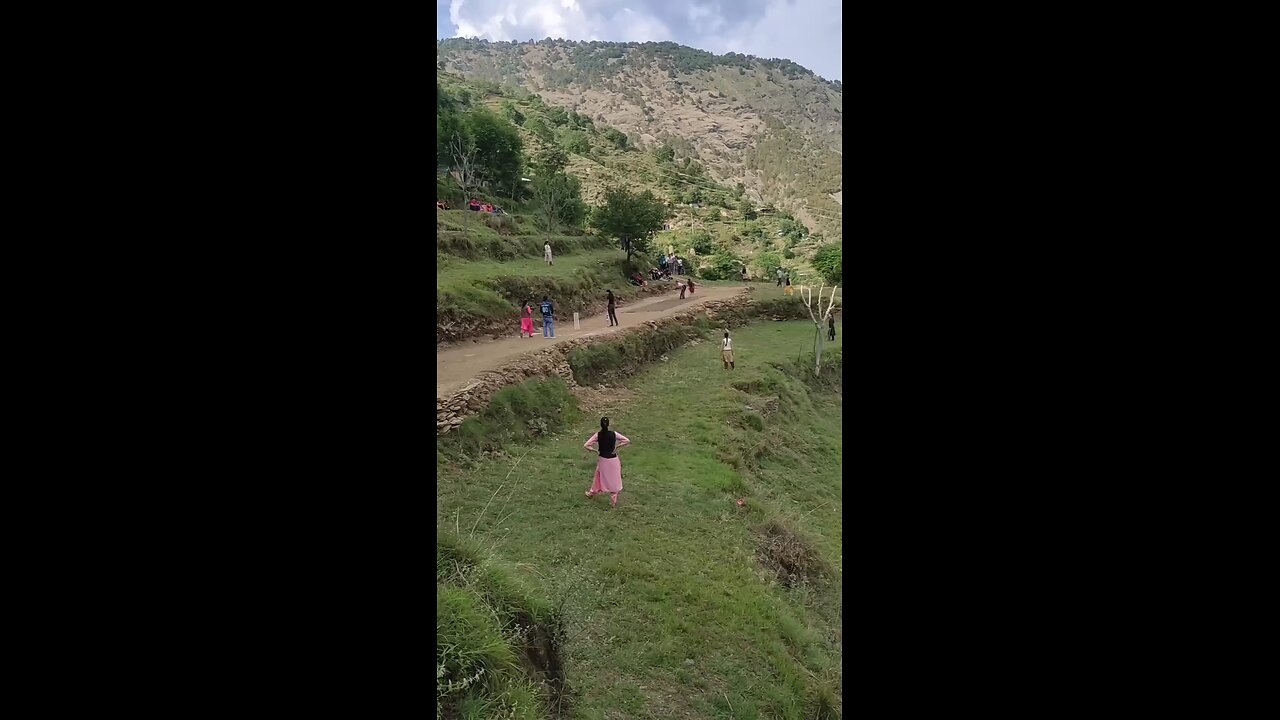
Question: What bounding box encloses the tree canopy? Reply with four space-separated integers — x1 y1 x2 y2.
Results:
590 187 668 263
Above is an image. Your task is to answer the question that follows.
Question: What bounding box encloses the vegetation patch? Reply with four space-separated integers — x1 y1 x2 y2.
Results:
437 532 568 719
754 518 833 589
567 321 706 386
439 377 579 463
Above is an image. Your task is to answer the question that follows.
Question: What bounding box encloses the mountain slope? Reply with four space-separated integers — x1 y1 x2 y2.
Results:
437 38 843 241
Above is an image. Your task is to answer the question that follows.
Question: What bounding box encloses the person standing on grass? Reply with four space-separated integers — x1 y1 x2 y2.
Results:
583 416 629 508
520 299 535 338
776 267 784 287
540 296 556 338
785 274 794 296
741 265 749 282
828 315 836 341
606 290 619 327
721 331 735 370
544 242 553 265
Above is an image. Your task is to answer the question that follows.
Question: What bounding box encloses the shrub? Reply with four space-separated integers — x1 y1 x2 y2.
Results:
698 253 742 281
812 243 842 284
568 322 706 385
691 231 716 255
754 250 782 278
440 377 579 459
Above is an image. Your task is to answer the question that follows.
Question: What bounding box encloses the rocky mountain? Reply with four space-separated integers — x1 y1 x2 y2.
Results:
436 38 842 240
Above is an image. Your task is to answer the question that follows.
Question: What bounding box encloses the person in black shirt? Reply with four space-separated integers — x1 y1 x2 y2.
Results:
606 290 619 326
583 416 630 508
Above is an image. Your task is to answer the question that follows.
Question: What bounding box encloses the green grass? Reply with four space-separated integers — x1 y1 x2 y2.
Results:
437 321 843 719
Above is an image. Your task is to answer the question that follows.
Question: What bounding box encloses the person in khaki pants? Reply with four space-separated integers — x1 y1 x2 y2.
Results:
721 331 735 370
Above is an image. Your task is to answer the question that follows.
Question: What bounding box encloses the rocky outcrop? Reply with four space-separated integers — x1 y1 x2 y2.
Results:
437 293 759 434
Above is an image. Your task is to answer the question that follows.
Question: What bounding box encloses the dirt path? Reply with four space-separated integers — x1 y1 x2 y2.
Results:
437 284 748 398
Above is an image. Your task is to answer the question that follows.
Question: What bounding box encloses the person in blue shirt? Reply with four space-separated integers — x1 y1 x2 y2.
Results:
539 296 556 338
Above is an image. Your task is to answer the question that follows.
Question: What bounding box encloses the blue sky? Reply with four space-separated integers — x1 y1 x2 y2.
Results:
437 0 842 82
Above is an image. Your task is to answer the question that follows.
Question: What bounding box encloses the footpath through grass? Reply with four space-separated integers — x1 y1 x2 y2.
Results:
437 321 843 719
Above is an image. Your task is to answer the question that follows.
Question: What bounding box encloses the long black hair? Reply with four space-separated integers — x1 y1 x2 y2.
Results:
600 417 610 431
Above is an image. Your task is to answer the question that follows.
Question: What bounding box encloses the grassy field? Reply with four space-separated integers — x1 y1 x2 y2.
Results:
437 321 843 719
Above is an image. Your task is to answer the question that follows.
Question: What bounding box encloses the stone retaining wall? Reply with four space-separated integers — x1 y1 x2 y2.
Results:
437 292 760 434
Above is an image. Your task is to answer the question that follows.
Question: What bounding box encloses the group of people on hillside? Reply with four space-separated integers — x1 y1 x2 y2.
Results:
467 198 504 215
659 254 685 275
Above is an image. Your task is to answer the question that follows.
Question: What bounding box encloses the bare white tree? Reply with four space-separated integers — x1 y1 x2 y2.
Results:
449 132 481 242
449 131 479 198
801 283 840 376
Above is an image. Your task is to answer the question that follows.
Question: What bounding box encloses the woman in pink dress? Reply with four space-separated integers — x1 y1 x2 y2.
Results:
583 417 630 508
519 299 535 338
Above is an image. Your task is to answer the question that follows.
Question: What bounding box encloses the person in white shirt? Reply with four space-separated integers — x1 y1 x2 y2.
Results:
721 331 735 370
544 242 553 265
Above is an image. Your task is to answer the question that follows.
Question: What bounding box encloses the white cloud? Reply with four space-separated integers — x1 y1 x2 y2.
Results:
439 0 841 81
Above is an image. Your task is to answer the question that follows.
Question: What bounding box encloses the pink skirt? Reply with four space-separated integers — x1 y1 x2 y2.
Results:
521 318 534 334
589 456 623 493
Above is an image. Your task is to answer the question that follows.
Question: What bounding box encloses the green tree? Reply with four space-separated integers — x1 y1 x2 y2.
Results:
524 115 553 141
755 250 782 279
812 243 842 284
699 253 743 281
738 198 757 219
464 107 524 196
502 101 525 126
535 145 568 174
532 172 587 231
603 127 629 150
591 186 668 263
559 128 590 155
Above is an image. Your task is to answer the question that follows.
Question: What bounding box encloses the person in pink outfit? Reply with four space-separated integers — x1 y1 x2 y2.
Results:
519 299 535 338
583 416 629 508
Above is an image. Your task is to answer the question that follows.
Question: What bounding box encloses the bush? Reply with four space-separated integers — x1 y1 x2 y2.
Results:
602 127 629 150
755 250 782 278
698 253 742 281
812 243 842 284
439 377 579 459
559 128 590 154
568 322 707 385
691 231 716 255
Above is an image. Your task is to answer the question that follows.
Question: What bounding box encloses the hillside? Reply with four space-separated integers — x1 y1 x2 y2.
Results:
436 69 841 344
437 321 843 719
436 38 843 242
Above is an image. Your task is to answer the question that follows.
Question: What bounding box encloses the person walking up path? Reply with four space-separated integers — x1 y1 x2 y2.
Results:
606 290 619 326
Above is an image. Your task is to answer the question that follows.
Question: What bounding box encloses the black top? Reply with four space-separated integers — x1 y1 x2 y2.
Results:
607 292 615 308
596 429 617 458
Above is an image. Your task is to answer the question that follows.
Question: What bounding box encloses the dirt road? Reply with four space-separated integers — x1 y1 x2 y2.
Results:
437 284 748 398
